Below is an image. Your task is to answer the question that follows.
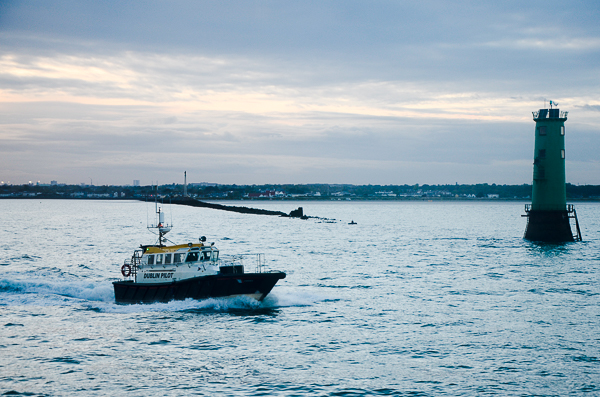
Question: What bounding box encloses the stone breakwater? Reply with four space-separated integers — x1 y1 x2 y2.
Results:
170 197 307 218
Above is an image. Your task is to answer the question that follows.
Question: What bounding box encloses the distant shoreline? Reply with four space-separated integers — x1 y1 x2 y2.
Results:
2 196 600 202
3 183 599 202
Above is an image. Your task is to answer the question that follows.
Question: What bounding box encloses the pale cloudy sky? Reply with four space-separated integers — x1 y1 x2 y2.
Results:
1 0 599 185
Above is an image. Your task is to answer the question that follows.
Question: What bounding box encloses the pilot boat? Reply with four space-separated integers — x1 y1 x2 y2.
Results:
113 205 286 304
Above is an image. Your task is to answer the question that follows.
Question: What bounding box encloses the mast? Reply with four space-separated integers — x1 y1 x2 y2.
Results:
149 184 172 246
156 207 171 246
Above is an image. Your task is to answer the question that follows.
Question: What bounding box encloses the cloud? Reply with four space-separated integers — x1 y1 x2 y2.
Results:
0 0 599 184
484 37 600 51
577 104 600 112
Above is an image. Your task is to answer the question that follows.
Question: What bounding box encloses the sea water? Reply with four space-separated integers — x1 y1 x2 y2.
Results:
1 199 599 396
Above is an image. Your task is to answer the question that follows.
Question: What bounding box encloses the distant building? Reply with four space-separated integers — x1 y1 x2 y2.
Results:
51 180 57 186
133 180 140 186
247 190 277 198
189 182 219 187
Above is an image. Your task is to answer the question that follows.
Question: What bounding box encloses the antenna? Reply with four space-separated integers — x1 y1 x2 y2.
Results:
148 182 173 247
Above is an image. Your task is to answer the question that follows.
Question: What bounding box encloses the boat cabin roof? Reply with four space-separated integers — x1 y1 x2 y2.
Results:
141 243 214 254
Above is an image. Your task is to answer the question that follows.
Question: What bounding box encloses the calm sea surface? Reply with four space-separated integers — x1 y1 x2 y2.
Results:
1 199 599 396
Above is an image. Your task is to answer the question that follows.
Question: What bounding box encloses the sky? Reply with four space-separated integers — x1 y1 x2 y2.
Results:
1 0 599 186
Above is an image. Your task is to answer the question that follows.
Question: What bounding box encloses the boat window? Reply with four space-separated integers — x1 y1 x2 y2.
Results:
147 255 154 265
156 254 163 265
212 251 219 261
174 253 183 263
202 251 211 261
165 254 172 264
186 252 199 262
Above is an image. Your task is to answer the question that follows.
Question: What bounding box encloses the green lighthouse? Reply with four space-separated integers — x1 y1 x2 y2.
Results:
523 102 582 242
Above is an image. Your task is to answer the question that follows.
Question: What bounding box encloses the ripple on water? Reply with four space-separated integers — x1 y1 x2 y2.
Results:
0 200 599 396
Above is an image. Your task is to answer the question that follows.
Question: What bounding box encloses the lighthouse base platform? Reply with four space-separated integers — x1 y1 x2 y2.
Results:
523 205 582 242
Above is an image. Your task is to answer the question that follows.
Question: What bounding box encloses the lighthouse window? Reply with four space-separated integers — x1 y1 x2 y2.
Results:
561 126 565 135
147 255 154 265
538 149 546 158
538 126 547 136
156 254 163 265
561 149 565 159
165 254 172 264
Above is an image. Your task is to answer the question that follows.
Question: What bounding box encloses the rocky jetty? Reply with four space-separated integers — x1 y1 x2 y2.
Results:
170 197 307 218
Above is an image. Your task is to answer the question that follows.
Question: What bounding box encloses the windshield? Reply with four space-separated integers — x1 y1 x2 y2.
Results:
185 252 199 262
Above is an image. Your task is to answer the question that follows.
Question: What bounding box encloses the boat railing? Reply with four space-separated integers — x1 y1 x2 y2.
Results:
225 253 266 273
122 250 142 279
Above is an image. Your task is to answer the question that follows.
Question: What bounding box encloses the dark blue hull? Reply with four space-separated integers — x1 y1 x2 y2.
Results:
113 272 286 304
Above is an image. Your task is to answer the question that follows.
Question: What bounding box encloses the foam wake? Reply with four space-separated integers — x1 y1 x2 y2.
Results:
1 277 330 312
0 277 115 305
262 287 332 308
86 288 331 313
87 295 264 313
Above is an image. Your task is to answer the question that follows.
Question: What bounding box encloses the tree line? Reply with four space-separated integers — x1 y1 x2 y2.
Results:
2 183 600 200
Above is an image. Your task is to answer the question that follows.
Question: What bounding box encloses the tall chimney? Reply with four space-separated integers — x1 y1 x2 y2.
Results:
183 171 188 197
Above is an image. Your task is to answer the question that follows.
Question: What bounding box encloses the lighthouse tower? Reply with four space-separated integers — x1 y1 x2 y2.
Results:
523 102 581 242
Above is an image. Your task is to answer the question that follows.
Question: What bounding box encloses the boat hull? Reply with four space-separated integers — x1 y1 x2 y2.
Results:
113 272 286 304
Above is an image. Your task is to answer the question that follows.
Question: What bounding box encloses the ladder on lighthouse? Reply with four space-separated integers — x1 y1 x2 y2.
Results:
567 204 583 241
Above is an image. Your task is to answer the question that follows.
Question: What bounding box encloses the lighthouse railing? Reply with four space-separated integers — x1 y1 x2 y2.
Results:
525 203 577 213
